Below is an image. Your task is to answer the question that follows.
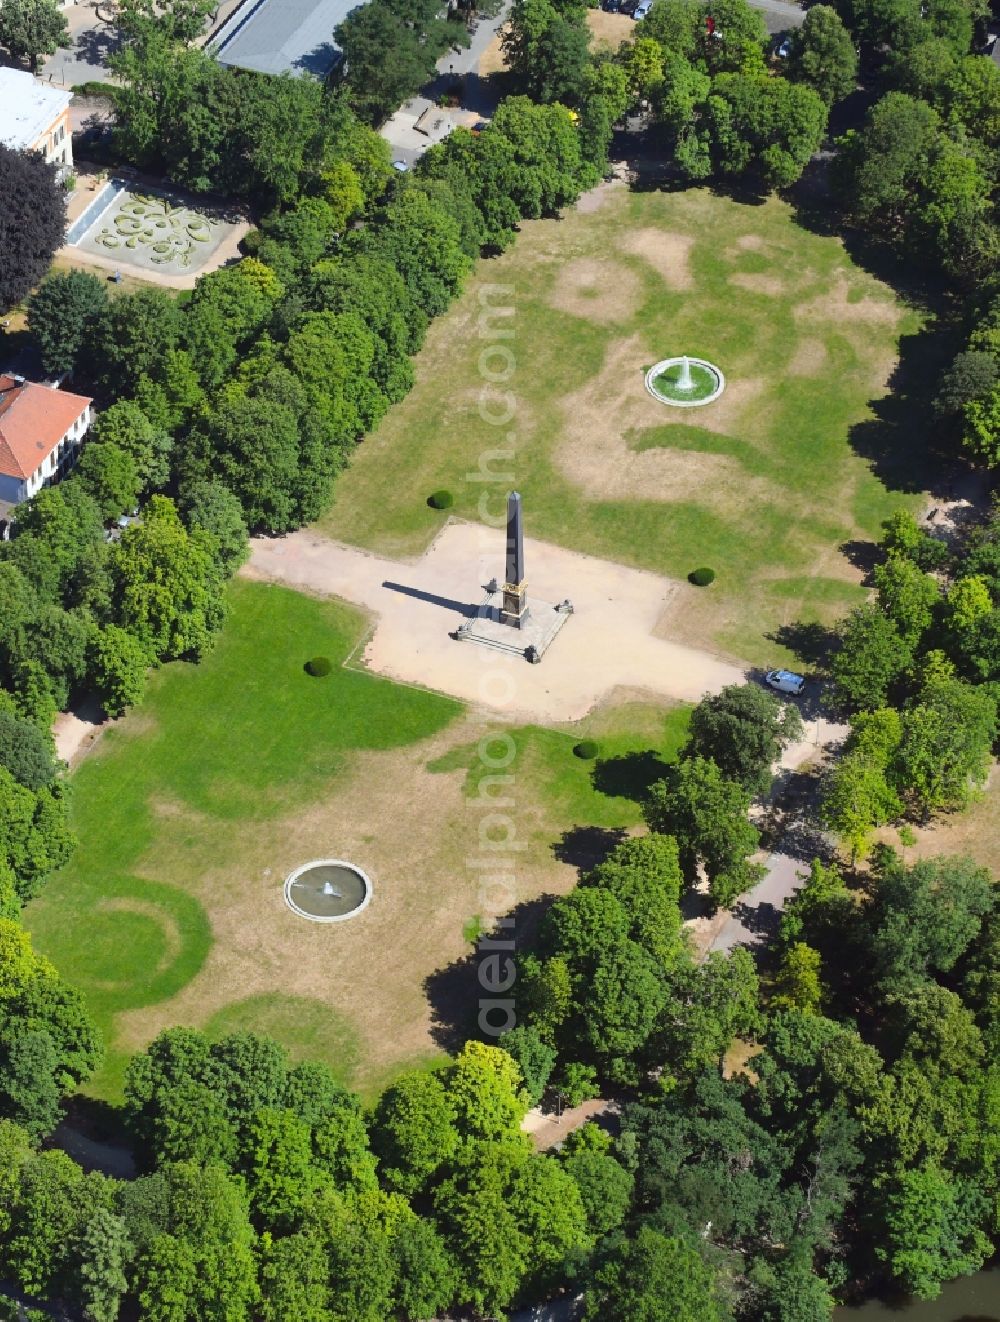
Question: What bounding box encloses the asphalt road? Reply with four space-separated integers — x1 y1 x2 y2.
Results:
710 850 808 954
34 0 803 112
749 0 806 34
710 707 846 955
40 0 121 89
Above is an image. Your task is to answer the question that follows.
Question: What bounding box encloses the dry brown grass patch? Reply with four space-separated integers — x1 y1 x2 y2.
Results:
618 228 695 291
787 337 828 376
729 272 786 296
548 256 643 323
723 1038 762 1082
553 335 784 514
576 178 626 216
586 8 634 48
797 270 902 329
884 768 1000 879
477 32 509 76
114 722 583 1093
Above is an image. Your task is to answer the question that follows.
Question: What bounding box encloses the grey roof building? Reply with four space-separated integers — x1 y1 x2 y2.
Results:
0 68 73 168
210 0 360 79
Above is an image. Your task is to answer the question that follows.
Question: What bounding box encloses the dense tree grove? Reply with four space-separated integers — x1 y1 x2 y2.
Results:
108 0 351 203
0 1033 584 1318
26 271 110 381
0 920 100 1137
515 833 762 1092
0 145 66 313
336 0 470 124
2 839 996 1319
823 508 999 854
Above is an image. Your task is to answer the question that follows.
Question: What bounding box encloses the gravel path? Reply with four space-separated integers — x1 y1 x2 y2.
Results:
52 694 108 767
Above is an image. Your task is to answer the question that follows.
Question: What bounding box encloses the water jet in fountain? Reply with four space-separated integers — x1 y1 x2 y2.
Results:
644 355 725 407
284 860 372 922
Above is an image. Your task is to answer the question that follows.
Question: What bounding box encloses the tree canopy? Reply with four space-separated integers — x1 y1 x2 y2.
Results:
0 0 69 71
686 683 803 795
0 146 65 313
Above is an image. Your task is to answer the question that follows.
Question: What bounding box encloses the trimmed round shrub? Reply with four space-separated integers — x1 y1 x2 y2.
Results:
688 567 716 587
428 489 454 510
305 656 332 677
573 740 600 760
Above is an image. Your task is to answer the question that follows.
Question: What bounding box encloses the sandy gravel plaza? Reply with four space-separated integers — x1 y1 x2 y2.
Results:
245 521 747 722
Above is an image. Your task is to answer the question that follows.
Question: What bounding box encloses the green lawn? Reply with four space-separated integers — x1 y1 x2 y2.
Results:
26 187 930 1099
432 700 691 833
202 994 362 1088
25 581 462 1098
320 187 927 664
26 582 688 1102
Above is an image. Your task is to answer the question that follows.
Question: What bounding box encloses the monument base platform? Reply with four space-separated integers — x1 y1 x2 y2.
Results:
453 586 571 661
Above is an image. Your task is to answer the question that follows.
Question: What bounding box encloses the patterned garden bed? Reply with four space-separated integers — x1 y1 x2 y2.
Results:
80 189 233 273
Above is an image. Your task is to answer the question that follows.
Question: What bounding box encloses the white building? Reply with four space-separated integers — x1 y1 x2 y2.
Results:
0 68 73 172
0 374 93 507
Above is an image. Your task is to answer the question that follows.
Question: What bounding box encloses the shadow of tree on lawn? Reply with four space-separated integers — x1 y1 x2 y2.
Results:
591 749 672 804
839 538 882 583
423 895 557 1053
765 621 838 669
551 825 628 873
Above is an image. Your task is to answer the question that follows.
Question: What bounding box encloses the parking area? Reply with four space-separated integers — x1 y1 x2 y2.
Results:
379 4 511 169
37 0 121 88
596 0 804 33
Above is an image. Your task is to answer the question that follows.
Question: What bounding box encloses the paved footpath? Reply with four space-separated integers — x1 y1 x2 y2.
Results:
710 850 808 953
522 1097 621 1152
709 716 847 953
380 3 512 168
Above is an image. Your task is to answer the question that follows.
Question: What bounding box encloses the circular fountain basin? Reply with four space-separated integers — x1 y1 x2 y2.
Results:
283 859 372 922
645 356 725 407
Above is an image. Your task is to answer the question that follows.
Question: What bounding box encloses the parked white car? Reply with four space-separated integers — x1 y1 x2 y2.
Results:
765 669 805 695
633 1 653 18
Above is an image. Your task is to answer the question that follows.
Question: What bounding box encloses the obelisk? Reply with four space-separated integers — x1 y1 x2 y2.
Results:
502 491 528 628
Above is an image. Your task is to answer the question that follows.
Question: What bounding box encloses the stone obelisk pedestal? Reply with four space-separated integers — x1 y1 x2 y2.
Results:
453 490 572 662
501 490 529 628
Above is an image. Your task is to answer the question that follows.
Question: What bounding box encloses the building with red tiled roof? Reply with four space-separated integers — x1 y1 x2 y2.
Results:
0 375 93 509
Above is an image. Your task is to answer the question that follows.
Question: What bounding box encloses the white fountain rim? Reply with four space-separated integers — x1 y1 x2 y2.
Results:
645 356 726 408
283 858 373 923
